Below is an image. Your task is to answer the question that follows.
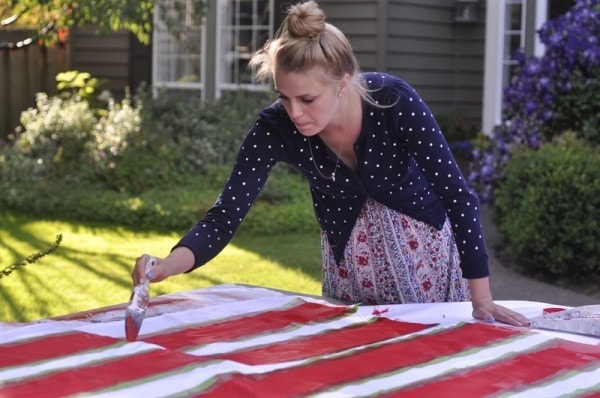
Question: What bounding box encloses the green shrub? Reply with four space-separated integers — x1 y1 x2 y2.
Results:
549 71 600 146
0 77 315 236
10 91 151 191
135 86 275 174
16 93 96 179
88 96 179 193
0 165 317 235
493 132 600 283
56 70 102 107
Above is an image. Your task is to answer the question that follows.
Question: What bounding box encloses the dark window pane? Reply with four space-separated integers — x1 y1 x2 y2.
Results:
549 0 576 19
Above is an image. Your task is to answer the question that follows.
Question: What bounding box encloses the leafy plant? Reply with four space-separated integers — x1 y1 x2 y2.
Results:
0 164 317 235
135 86 275 175
0 70 313 245
3 0 206 46
1 234 62 279
56 70 99 101
16 93 96 179
470 0 600 202
89 96 149 191
493 132 600 282
551 70 600 145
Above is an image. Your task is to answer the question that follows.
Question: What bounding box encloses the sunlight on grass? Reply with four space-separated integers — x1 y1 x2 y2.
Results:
0 213 322 322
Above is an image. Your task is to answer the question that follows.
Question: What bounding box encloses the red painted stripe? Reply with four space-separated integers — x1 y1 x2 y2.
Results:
0 332 119 368
0 348 203 397
199 323 521 397
387 341 600 397
143 300 352 350
216 317 432 365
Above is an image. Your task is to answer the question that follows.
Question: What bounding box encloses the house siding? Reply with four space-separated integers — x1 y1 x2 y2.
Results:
63 1 486 130
0 30 69 138
320 1 381 71
69 26 132 97
324 0 486 129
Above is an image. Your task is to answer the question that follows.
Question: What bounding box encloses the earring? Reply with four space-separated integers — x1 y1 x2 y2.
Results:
338 91 342 97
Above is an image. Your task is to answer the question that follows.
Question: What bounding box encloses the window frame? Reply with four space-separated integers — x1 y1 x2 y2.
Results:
216 0 275 95
482 0 553 135
152 0 207 91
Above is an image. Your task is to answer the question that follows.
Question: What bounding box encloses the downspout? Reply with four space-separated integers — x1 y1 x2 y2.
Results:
204 1 217 101
376 0 388 72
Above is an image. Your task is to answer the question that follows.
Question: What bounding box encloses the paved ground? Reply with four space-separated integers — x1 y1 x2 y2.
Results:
481 205 599 307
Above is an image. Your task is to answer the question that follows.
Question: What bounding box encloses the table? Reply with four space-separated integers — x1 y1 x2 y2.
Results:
1 284 599 397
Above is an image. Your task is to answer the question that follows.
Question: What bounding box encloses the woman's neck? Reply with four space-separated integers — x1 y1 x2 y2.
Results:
320 89 362 171
321 89 362 144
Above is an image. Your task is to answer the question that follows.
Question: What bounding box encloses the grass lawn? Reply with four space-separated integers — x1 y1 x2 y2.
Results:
0 212 323 322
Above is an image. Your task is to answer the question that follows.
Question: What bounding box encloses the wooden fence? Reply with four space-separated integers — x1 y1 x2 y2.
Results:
0 29 70 141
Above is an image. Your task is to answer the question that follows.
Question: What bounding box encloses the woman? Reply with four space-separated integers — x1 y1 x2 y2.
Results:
133 1 530 327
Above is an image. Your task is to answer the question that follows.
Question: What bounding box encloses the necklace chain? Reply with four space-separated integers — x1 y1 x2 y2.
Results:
307 134 345 182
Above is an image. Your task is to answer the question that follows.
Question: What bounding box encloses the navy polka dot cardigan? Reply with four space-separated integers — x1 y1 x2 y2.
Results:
175 72 489 279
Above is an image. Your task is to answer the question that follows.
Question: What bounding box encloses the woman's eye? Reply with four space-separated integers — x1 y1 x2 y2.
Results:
302 98 314 104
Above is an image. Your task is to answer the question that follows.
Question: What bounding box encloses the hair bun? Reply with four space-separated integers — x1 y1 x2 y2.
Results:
285 1 325 39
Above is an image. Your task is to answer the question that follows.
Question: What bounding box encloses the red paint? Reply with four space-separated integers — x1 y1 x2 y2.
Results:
385 341 600 397
215 317 432 364
125 314 140 342
372 307 390 316
0 331 118 368
543 307 567 315
1 349 204 398
3 300 599 397
143 300 352 350
201 323 521 397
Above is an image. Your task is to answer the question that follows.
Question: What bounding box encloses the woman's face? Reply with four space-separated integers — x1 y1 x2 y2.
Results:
274 66 345 137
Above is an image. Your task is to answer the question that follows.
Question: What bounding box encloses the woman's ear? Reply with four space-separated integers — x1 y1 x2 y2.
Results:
339 72 352 95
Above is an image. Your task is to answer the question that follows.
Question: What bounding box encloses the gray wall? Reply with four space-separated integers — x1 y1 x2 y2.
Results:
65 1 486 130
322 0 486 130
69 26 131 98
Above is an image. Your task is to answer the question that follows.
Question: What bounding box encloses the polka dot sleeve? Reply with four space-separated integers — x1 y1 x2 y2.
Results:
390 81 489 278
173 120 281 269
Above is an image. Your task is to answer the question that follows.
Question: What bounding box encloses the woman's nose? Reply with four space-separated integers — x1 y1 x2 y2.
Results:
288 101 302 119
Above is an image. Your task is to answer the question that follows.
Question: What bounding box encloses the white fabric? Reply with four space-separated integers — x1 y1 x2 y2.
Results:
1 284 598 398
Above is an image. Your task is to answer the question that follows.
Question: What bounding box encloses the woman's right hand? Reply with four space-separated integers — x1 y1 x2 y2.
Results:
131 247 195 286
132 254 164 286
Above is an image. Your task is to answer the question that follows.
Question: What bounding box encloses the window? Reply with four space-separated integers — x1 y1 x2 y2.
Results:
502 0 525 94
151 0 283 97
483 0 535 134
218 0 275 90
152 0 205 90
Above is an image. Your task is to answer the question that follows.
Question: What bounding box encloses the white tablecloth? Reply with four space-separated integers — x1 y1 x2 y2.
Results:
1 284 599 397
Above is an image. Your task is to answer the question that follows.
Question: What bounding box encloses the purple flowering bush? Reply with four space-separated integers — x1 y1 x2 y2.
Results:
469 0 600 202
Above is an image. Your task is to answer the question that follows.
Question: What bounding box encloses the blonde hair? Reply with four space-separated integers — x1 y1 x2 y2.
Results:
250 1 371 100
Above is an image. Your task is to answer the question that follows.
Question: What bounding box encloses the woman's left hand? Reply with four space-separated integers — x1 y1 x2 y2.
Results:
468 277 531 327
472 299 531 327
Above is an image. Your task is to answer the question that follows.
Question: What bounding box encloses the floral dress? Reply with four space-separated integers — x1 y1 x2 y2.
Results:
321 198 471 305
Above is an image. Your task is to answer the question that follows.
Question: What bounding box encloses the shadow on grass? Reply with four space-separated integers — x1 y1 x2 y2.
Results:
0 213 62 320
1 211 324 321
1 212 146 320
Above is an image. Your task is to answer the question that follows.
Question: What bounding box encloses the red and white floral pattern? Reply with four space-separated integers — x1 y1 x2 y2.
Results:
322 198 470 304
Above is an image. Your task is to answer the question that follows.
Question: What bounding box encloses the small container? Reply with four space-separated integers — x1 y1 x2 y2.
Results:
543 307 566 316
